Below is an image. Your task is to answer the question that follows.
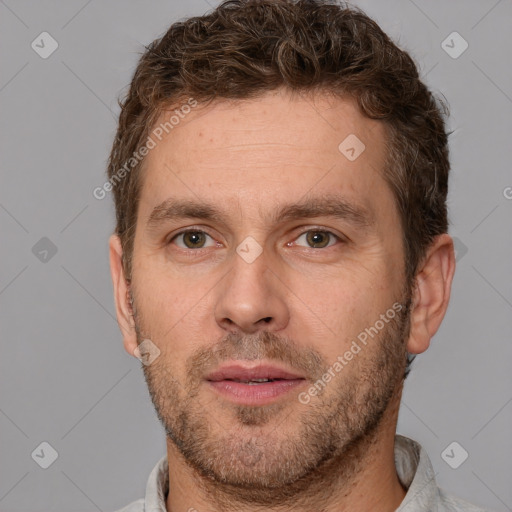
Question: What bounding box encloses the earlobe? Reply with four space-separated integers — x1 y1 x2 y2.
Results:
406 234 456 355
108 234 139 357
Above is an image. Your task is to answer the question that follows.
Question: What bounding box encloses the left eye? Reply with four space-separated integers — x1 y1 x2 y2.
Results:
293 230 339 249
171 230 216 249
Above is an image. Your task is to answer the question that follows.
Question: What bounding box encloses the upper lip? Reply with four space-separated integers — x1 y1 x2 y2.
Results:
205 362 306 382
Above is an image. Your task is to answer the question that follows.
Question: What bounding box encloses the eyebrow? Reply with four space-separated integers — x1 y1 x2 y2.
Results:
146 194 374 231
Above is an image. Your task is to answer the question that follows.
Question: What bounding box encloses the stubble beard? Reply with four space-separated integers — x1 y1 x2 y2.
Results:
133 294 411 509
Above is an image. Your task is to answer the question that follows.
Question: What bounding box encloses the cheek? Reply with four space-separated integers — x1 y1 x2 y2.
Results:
301 270 397 361
133 269 217 356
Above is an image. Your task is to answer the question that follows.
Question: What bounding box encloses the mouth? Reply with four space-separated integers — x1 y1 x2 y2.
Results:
205 362 307 405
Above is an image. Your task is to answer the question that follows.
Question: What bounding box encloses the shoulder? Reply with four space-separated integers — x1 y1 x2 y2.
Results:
438 488 494 512
110 497 145 512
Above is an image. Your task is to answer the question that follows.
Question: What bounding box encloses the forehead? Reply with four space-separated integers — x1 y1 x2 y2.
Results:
137 89 392 226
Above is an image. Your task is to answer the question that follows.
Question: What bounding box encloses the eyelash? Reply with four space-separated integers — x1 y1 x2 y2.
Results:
168 228 344 252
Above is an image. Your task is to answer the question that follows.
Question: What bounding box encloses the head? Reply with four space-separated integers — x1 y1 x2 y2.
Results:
108 0 454 506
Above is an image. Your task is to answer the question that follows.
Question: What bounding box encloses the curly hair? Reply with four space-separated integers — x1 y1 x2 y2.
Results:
107 0 451 377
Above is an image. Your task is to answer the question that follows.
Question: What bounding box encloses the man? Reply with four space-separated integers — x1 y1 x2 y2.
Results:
107 1 489 510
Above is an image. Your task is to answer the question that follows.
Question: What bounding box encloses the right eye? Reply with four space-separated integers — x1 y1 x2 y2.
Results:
169 229 217 250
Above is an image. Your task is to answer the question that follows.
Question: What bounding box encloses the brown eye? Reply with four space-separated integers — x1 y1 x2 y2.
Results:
171 230 215 249
295 230 338 249
183 231 206 248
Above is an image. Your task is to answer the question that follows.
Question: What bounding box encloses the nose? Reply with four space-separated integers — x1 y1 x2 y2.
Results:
214 246 290 335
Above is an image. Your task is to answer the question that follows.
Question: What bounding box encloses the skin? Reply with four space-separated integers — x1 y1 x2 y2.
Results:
109 88 455 512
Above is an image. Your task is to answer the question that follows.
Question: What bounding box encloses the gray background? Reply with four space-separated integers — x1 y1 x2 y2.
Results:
0 0 511 511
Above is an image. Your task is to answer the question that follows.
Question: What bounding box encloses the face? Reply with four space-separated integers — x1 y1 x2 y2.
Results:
127 89 411 497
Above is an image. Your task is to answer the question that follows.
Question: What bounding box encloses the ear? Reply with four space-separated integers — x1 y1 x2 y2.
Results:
407 233 456 354
109 234 138 358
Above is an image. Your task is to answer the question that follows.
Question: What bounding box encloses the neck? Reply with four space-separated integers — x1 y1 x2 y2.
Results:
165 393 406 512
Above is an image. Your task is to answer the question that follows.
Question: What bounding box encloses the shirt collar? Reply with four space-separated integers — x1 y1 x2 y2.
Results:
394 434 440 510
144 452 168 512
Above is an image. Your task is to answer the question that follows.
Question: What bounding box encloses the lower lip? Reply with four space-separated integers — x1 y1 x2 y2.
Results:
207 379 306 405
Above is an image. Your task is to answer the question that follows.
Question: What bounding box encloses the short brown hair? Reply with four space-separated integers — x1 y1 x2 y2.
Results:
108 0 450 297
